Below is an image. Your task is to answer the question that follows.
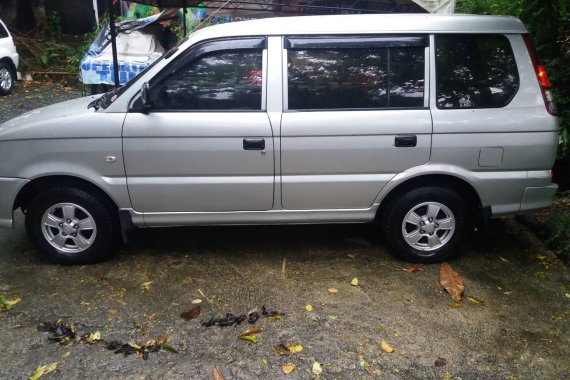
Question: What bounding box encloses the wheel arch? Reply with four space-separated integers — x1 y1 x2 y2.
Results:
14 175 119 214
0 57 16 76
376 174 483 222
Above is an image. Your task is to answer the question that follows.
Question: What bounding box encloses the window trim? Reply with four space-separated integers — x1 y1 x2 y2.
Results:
284 37 428 112
284 35 429 49
132 36 268 113
434 33 520 110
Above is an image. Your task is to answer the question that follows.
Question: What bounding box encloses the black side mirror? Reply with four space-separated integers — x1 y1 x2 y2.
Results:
141 82 151 109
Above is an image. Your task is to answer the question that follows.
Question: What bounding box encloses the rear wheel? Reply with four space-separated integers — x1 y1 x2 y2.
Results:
0 62 15 95
25 187 117 264
382 186 467 263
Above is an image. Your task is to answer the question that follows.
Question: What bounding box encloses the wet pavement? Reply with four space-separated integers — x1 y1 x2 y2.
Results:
0 212 569 379
0 83 569 379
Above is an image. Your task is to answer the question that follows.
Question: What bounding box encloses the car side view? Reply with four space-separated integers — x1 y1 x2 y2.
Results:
0 14 559 264
0 18 19 95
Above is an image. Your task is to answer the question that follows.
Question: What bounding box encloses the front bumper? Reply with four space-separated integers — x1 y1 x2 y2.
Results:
520 184 558 213
0 177 27 228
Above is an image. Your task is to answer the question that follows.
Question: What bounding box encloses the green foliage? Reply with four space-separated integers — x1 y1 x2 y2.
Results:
47 11 62 39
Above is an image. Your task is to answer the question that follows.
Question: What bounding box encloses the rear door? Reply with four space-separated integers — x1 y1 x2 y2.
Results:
280 35 432 210
123 37 274 213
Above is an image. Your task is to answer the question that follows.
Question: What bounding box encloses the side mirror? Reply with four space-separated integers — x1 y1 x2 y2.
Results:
140 82 151 109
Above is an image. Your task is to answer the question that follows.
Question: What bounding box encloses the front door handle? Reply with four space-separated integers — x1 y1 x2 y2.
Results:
395 135 417 147
243 138 265 150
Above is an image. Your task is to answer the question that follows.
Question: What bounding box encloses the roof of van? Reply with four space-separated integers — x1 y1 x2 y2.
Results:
189 14 527 41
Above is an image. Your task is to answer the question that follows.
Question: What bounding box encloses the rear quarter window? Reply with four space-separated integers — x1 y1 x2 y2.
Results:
435 34 519 109
0 23 8 38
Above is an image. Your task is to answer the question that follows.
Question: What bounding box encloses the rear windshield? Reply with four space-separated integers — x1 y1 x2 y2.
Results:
435 34 519 109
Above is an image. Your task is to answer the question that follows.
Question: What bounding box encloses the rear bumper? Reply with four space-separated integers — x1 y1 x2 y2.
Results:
519 183 558 213
0 177 27 228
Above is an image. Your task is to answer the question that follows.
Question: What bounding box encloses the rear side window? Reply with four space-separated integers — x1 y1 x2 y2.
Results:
287 42 425 110
435 34 519 109
0 23 8 38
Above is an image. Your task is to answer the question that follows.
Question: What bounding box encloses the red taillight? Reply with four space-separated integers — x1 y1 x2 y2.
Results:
537 65 552 87
523 34 557 116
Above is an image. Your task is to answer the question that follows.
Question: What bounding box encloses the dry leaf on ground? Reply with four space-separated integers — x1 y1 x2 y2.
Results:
312 361 323 375
239 327 263 337
466 296 484 305
439 262 464 302
286 344 303 353
435 357 447 367
328 288 338 293
213 366 225 380
305 304 313 312
381 339 395 353
351 277 359 286
141 281 153 291
402 266 423 273
180 305 201 320
281 363 296 374
238 335 257 344
29 362 58 380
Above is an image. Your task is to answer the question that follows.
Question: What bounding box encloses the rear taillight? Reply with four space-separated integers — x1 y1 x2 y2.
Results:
523 34 557 116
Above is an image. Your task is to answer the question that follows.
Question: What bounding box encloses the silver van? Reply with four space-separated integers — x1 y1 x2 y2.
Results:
0 14 559 264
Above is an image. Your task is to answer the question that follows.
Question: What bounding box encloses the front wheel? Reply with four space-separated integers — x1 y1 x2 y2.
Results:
381 186 467 263
25 187 118 264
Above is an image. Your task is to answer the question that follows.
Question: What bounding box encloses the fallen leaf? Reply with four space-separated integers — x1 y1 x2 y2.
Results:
552 315 563 320
327 315 338 320
281 258 287 279
86 331 101 344
565 293 570 299
213 366 225 380
348 254 356 259
450 300 464 308
434 357 447 367
281 363 296 374
467 296 484 305
286 344 303 353
499 256 509 263
180 305 201 320
238 335 257 344
312 361 323 376
535 255 548 261
328 288 338 293
381 339 395 353
29 362 58 380
443 371 453 380
351 277 359 286
261 358 268 365
62 352 70 358
504 291 512 296
402 266 423 273
0 296 22 312
141 281 153 291
267 315 282 321
305 304 314 312
191 299 203 304
439 262 464 302
274 344 293 356
239 327 263 337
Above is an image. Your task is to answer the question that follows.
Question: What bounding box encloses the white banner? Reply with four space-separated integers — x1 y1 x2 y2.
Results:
412 0 455 13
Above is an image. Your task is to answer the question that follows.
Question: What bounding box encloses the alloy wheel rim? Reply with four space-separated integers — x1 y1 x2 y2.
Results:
401 201 455 252
0 68 12 91
41 203 97 254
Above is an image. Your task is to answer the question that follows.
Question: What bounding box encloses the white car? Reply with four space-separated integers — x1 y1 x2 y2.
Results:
0 18 18 95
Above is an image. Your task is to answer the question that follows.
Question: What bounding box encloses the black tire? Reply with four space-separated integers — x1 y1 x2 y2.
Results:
25 187 118 264
381 186 467 263
0 62 15 96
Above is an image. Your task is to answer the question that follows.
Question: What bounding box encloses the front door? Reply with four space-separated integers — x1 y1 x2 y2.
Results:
123 37 274 213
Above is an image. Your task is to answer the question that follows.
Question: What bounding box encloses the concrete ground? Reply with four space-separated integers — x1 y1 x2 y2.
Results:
0 83 569 379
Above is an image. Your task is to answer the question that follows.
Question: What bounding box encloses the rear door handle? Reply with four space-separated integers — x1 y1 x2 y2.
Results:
395 135 417 147
243 138 265 150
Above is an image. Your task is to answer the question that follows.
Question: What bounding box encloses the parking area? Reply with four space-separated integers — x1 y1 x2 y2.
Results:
1 212 569 379
0 83 569 379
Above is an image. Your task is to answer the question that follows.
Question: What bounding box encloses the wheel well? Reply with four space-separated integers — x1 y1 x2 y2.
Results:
0 57 16 76
14 176 118 214
376 175 482 221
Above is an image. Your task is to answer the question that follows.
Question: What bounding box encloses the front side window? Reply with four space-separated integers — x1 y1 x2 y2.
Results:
0 23 7 38
287 45 424 110
436 34 519 109
149 49 263 111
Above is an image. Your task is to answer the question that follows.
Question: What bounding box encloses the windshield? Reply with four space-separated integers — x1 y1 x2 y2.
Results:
95 47 172 110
